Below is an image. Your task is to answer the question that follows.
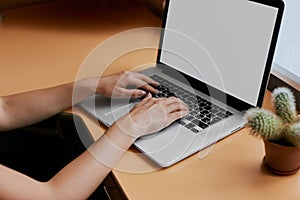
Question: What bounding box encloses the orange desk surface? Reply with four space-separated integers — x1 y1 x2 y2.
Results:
1 1 299 199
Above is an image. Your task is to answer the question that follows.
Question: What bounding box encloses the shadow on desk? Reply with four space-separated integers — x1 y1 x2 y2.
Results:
0 113 115 200
2 0 160 34
0 115 66 182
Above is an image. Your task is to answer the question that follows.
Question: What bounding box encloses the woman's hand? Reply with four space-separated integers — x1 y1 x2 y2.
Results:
115 93 189 138
97 71 159 99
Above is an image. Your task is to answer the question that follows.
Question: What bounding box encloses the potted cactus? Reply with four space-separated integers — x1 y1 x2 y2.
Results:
245 87 300 175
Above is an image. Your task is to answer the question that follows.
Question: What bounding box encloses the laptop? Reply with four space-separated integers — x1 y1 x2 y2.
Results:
79 0 284 167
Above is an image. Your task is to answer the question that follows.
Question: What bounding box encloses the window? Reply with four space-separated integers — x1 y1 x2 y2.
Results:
273 0 300 89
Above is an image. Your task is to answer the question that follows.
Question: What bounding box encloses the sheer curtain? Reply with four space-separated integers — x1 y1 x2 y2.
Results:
273 0 300 84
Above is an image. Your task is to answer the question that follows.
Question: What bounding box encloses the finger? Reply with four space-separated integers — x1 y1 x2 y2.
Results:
135 73 159 86
164 101 189 113
124 71 157 86
139 92 152 103
137 96 167 110
166 110 190 125
135 93 153 108
116 88 146 98
137 81 159 94
124 73 159 94
131 89 148 98
124 76 158 94
159 97 187 108
143 92 152 100
151 97 188 116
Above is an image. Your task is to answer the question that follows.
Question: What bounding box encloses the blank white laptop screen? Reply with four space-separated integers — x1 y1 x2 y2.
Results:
160 0 278 106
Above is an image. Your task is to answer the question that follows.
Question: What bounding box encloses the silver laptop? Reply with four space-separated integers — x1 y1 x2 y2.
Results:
79 0 284 167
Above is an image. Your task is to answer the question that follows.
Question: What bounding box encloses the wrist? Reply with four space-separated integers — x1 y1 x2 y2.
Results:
115 115 149 139
72 77 99 104
88 122 136 168
80 77 99 94
109 120 138 144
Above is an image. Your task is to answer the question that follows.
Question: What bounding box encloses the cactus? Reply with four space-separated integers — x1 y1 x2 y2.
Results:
245 87 300 147
284 122 300 147
272 87 297 124
245 108 283 141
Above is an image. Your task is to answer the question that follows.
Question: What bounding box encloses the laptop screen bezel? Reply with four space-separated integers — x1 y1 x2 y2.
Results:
156 0 284 111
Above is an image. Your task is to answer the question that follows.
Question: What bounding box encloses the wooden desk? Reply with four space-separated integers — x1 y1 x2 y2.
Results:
0 0 161 95
72 92 300 200
1 1 299 199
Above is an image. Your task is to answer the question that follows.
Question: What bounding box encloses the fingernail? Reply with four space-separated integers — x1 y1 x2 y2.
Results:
141 90 146 95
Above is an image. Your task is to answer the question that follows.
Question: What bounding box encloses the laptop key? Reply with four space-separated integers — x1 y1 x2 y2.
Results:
178 120 187 126
199 102 207 107
218 107 226 112
191 128 200 133
150 75 232 130
216 112 227 118
211 108 219 113
201 117 211 124
190 110 198 116
206 113 216 119
168 93 177 97
211 105 219 110
184 115 194 121
226 111 233 116
195 114 205 119
210 117 222 124
206 102 212 106
204 105 212 110
200 110 210 115
192 119 208 129
185 123 196 129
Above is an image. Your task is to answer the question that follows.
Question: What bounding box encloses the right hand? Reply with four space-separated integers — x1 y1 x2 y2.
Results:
116 93 189 138
96 71 159 99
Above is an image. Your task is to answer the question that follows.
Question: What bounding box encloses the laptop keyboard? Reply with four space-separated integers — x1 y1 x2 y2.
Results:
150 75 233 133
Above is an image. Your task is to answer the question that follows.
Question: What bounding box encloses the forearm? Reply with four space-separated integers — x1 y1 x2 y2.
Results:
0 123 136 200
0 85 188 199
0 77 98 131
48 124 136 199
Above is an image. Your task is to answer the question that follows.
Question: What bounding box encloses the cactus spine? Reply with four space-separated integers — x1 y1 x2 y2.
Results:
272 87 297 124
246 87 300 147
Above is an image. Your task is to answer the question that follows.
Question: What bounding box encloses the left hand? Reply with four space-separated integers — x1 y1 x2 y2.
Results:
115 93 189 138
97 71 159 98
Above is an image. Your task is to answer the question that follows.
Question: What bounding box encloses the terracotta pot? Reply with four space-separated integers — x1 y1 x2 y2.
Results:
263 140 300 175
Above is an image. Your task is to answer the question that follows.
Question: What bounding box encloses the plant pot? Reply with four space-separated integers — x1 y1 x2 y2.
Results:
263 140 300 176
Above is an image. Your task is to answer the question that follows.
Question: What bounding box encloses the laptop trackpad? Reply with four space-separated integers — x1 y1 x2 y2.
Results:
102 98 138 122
